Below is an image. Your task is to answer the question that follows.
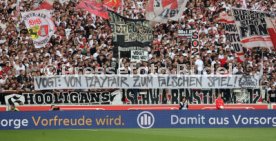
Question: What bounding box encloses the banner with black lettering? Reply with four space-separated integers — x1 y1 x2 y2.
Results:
191 31 200 56
21 10 55 48
131 50 148 62
231 8 273 48
2 91 122 105
146 0 188 23
109 10 153 48
34 75 260 90
217 11 245 62
0 88 266 105
178 29 195 39
109 10 153 58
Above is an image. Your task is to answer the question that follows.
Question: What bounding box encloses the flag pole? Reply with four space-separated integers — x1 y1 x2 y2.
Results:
259 48 264 90
119 46 121 68
261 48 264 76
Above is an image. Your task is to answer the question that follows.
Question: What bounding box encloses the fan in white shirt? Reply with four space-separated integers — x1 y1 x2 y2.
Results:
195 56 204 74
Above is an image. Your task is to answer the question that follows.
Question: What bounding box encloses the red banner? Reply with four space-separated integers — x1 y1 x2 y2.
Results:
77 0 109 19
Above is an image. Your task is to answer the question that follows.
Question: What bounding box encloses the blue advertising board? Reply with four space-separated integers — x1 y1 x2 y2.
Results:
0 110 276 130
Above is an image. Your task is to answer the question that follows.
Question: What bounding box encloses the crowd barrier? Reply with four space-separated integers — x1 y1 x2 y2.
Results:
0 110 276 130
0 104 272 111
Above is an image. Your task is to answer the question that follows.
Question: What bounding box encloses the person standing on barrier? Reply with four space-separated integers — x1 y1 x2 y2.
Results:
179 97 189 110
9 104 19 111
216 94 224 110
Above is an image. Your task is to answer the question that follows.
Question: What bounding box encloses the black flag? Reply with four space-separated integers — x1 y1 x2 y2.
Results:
108 10 153 58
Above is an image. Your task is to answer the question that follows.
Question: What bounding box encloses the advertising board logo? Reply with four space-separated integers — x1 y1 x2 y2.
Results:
137 111 155 129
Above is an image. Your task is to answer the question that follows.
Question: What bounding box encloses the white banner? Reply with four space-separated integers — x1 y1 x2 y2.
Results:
131 50 148 62
231 8 273 48
146 0 188 23
21 10 55 48
217 11 245 62
34 75 260 90
178 29 195 38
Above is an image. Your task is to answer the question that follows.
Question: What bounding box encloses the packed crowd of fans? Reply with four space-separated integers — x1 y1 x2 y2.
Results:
0 0 276 94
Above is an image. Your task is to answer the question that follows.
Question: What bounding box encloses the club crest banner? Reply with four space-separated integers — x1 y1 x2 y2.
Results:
21 10 55 48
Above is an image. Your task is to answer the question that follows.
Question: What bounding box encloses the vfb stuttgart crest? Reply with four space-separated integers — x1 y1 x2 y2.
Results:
28 18 49 39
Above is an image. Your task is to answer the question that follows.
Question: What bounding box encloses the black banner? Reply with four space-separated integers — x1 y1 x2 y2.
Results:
108 10 153 58
0 91 121 105
0 89 267 105
122 88 266 104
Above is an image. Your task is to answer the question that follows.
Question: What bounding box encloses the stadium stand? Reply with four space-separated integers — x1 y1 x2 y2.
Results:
0 0 276 107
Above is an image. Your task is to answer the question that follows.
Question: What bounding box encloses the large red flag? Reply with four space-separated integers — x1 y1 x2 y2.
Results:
103 0 121 9
265 17 276 50
35 0 54 10
162 0 178 9
77 0 108 19
216 11 235 24
146 0 154 12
